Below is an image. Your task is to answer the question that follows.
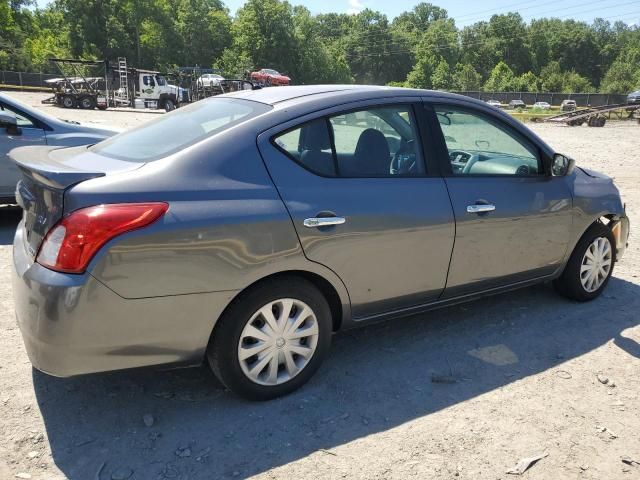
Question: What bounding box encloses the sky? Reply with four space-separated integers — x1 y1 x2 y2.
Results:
35 0 640 27
222 0 640 26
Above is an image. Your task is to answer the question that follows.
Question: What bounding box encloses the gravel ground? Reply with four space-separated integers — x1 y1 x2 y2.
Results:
1 92 639 480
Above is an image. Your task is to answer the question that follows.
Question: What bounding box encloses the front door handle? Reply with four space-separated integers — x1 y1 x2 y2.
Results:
467 204 496 214
303 217 346 228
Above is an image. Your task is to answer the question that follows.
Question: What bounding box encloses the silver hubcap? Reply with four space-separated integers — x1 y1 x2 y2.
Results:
580 236 612 292
238 298 319 386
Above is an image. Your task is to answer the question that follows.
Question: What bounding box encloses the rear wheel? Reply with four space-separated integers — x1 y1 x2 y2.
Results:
554 223 615 301
62 95 75 108
79 96 96 110
207 277 332 400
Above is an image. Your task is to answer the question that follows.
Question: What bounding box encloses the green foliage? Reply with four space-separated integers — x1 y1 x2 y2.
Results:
431 58 452 90
1 0 640 95
453 63 482 91
562 71 595 93
484 61 516 91
514 71 539 92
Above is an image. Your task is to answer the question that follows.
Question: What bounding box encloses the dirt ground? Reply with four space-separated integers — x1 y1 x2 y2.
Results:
0 92 639 480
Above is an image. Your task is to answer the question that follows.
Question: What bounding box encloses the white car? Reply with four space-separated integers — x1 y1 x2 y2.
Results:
486 99 502 108
533 101 551 110
196 74 225 88
0 93 118 203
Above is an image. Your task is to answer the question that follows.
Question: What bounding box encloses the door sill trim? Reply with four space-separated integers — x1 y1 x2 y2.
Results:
352 273 557 324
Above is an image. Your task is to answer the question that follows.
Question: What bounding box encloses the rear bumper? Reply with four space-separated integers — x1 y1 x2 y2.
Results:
12 223 238 377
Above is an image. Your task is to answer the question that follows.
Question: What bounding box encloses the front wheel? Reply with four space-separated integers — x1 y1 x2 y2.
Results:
207 278 332 400
554 223 615 301
163 98 176 112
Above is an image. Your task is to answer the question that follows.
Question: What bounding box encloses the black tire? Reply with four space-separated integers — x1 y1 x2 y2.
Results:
554 222 616 301
62 95 75 108
163 98 176 112
207 277 332 401
598 117 606 127
79 96 96 110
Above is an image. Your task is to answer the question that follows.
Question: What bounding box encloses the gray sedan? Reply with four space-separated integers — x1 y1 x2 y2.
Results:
0 92 117 203
11 85 630 400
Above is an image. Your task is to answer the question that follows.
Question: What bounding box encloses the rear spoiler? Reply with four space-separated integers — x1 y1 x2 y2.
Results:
9 145 105 190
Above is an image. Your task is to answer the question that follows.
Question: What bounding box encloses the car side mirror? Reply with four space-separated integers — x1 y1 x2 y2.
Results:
0 110 17 127
0 111 21 136
551 153 575 176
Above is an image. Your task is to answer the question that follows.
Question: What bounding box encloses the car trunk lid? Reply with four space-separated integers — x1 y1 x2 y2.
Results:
10 145 142 258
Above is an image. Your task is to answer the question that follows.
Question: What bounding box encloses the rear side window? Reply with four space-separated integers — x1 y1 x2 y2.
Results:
92 98 271 162
273 105 425 177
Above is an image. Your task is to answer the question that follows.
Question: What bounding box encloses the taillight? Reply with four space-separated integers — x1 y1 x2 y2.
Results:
37 203 168 274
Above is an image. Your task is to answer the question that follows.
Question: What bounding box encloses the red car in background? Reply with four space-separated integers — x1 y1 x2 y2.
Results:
250 68 291 86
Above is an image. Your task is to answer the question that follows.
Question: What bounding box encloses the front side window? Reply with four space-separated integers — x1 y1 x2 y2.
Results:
0 103 35 128
435 107 541 176
273 105 424 177
92 98 271 162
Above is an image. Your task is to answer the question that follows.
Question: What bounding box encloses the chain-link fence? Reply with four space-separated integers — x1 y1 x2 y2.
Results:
1 71 631 106
454 91 628 107
0 70 61 89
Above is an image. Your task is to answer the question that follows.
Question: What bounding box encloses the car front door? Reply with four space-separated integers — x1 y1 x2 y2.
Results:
427 102 573 298
258 100 455 320
0 102 47 198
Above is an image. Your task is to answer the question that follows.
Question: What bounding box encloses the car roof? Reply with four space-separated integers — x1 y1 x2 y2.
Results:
223 84 475 106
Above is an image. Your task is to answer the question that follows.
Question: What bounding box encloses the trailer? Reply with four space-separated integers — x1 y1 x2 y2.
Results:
43 58 109 110
540 103 640 126
179 66 255 102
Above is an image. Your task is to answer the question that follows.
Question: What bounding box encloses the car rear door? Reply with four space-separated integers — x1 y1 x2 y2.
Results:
425 100 573 298
258 99 455 320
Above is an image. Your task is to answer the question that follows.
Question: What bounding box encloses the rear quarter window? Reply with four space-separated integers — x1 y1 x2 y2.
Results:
91 98 271 162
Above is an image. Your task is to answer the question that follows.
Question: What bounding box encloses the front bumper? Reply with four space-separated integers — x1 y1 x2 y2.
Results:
12 222 238 377
612 215 630 261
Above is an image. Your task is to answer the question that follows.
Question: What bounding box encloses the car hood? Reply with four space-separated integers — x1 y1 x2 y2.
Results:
578 166 612 180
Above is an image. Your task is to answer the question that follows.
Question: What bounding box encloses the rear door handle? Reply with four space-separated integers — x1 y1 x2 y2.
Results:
467 204 496 214
303 217 346 228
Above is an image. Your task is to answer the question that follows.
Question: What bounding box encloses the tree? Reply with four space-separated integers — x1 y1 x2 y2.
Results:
431 58 452 90
391 2 448 49
221 0 298 77
484 61 516 91
600 56 640 93
514 71 539 92
562 71 595 93
344 9 410 85
540 61 564 92
453 63 482 91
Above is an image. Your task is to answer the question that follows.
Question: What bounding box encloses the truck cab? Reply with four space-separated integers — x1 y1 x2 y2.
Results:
136 72 185 111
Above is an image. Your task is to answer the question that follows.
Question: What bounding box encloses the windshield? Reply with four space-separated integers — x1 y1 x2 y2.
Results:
91 98 271 162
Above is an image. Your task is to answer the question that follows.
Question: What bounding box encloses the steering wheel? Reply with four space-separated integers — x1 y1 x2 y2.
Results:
390 140 417 175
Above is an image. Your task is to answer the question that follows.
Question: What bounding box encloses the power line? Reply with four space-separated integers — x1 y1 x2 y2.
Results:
345 7 640 60
333 0 576 42
344 1 640 55
454 0 547 21
336 0 633 44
